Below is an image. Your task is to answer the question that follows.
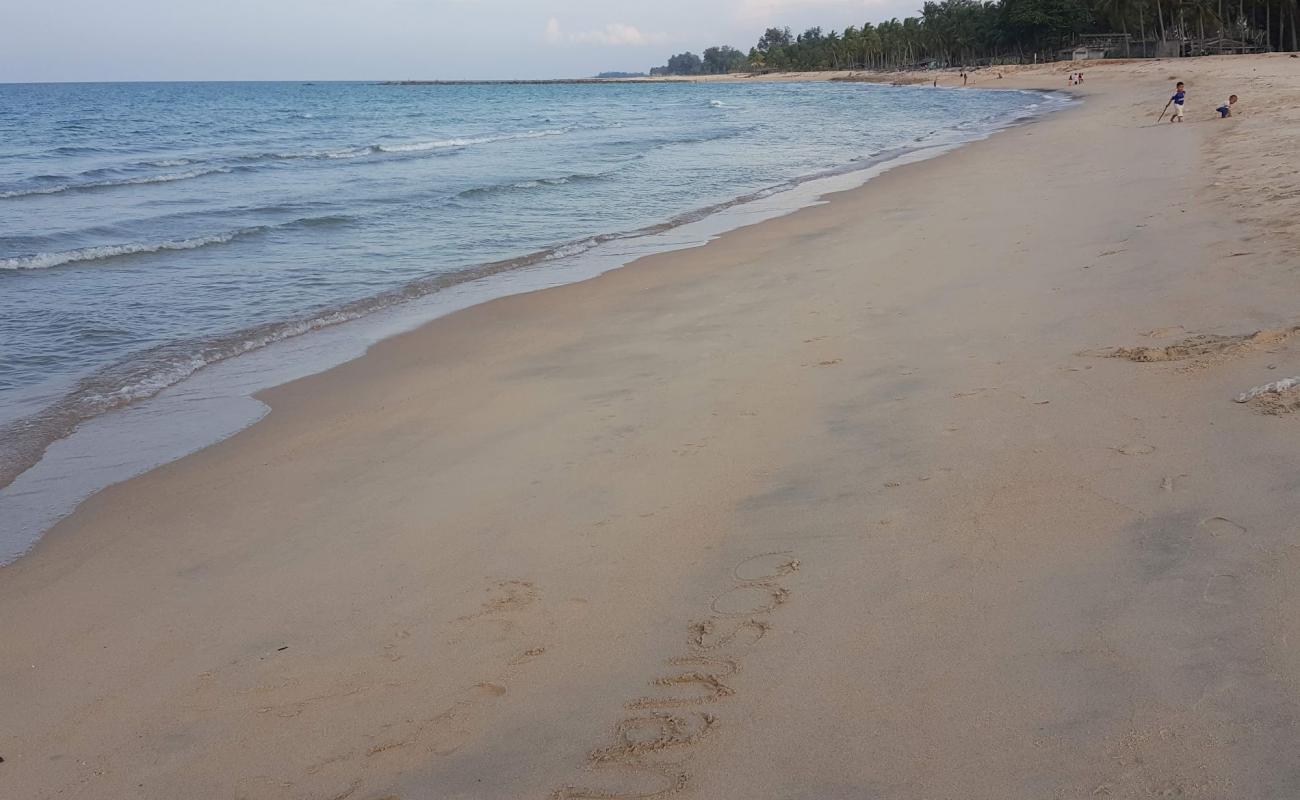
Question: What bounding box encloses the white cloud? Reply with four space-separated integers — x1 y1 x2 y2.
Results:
544 17 667 46
545 17 563 43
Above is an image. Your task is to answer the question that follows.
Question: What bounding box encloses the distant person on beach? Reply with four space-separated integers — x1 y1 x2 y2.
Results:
1217 95 1238 117
1165 81 1186 122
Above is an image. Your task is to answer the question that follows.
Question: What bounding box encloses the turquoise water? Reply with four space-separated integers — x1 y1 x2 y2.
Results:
0 79 1066 502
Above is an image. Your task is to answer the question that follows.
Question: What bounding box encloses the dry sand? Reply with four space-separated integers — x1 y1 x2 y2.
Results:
3 55 1300 799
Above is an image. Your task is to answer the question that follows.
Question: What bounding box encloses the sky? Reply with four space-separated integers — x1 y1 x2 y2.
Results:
1 0 923 83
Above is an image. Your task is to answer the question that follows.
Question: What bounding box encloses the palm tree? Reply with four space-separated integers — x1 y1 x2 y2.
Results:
1098 0 1134 42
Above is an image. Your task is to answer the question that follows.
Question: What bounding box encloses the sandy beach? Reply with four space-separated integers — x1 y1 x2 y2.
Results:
4 55 1300 799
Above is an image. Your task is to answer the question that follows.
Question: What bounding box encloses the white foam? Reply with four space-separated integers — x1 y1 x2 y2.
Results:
0 228 259 270
375 128 569 153
0 166 231 199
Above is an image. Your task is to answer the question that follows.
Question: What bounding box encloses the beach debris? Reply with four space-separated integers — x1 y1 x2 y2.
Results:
1234 376 1300 415
1234 376 1300 403
1089 327 1298 364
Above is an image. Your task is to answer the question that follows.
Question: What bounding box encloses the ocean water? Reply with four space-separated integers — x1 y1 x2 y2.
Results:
0 80 1069 560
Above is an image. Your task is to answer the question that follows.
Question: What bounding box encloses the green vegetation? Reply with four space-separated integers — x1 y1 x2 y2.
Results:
650 46 748 76
648 0 1298 74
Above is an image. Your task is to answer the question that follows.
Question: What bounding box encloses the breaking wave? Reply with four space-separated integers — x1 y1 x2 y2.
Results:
0 166 233 199
0 216 350 270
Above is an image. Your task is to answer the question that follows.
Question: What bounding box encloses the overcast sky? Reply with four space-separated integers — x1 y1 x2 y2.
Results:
2 0 923 82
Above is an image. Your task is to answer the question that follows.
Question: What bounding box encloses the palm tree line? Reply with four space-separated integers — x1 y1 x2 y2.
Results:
648 0 1298 74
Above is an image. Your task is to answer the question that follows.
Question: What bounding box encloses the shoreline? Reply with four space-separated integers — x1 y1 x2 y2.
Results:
383 58 1159 87
0 85 1072 565
5 54 1300 798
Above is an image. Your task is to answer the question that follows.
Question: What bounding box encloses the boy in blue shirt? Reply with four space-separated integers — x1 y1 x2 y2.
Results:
1168 82 1186 122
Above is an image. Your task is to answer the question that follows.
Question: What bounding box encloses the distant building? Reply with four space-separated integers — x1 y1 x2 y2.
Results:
1065 46 1109 60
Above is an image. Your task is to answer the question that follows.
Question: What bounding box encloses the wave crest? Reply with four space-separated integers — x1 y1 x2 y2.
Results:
0 216 349 271
375 128 570 153
0 166 232 200
455 171 606 199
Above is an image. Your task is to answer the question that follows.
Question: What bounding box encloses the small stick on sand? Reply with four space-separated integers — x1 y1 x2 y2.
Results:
1234 376 1300 403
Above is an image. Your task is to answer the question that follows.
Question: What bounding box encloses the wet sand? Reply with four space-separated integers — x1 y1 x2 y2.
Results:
3 55 1300 799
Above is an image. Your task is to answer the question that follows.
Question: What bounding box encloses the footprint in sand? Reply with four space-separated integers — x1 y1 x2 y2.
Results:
687 618 769 652
1200 516 1247 537
589 711 717 763
459 579 537 621
1203 574 1242 606
364 681 508 760
551 766 688 800
508 646 547 666
710 584 791 617
628 657 739 710
1115 443 1156 456
1142 325 1188 339
731 551 800 583
553 550 799 800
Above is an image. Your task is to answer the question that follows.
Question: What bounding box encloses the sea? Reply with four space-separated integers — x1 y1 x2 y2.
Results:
0 79 1071 562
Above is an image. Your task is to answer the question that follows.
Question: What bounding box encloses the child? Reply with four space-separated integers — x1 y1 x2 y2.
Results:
1217 94 1238 117
1168 81 1186 122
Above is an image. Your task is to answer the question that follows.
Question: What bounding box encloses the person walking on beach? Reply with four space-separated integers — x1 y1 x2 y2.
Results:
1162 81 1186 123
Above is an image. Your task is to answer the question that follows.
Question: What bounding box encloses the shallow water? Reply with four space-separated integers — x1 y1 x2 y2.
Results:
0 80 1070 560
